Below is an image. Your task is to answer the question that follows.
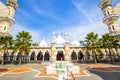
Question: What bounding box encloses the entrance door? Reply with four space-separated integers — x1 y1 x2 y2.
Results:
57 50 64 61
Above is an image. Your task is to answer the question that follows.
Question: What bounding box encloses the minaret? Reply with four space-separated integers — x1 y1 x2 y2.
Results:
0 0 18 35
52 32 56 44
64 32 69 43
99 0 120 41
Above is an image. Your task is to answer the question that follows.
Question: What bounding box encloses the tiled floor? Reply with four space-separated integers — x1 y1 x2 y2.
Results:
0 63 120 80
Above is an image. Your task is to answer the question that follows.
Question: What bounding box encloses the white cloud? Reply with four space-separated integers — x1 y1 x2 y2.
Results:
67 0 109 41
10 24 42 42
10 0 115 43
61 21 108 41
71 0 94 24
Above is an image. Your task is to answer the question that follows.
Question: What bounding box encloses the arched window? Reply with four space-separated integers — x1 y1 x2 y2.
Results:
2 25 7 32
112 25 115 30
107 11 110 15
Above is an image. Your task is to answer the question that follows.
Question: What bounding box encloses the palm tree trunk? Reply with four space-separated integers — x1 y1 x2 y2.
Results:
93 50 97 64
1 50 5 65
115 48 120 62
105 49 108 56
19 53 22 65
108 48 113 64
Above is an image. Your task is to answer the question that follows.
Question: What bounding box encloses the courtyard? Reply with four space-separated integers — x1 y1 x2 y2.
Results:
0 63 120 80
0 0 120 80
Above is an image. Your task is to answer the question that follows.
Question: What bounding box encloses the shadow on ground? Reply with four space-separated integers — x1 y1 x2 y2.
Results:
88 70 120 80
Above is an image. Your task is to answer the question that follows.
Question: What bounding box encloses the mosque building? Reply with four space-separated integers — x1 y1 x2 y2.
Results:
0 0 120 63
29 32 85 61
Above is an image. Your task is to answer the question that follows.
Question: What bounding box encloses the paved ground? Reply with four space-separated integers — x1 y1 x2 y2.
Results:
0 63 120 80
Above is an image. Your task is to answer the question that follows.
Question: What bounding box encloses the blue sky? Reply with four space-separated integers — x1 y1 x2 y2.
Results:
1 0 120 42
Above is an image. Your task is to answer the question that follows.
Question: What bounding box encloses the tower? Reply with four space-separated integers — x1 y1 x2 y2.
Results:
51 32 56 44
99 0 120 41
0 0 18 35
64 32 69 43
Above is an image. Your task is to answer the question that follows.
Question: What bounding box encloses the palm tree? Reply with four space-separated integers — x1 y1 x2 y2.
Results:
85 32 100 64
14 31 32 65
112 39 120 62
101 33 119 64
0 36 13 65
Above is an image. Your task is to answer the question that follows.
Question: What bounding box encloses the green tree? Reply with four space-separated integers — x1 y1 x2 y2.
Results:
85 32 100 64
111 38 120 62
101 33 119 64
0 36 13 65
14 31 32 65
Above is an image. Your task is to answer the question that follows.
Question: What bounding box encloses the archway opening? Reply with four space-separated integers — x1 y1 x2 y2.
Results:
30 51 36 61
78 50 83 60
10 51 14 63
57 50 64 61
37 51 43 60
4 51 9 63
71 50 77 61
44 50 50 61
86 50 90 60
23 52 29 62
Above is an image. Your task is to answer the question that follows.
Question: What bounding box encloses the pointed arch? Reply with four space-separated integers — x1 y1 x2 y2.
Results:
71 50 77 60
56 50 64 61
78 50 83 60
30 51 36 61
16 52 21 61
86 50 90 60
4 51 9 62
44 50 50 61
37 50 43 60
10 51 14 62
23 52 29 61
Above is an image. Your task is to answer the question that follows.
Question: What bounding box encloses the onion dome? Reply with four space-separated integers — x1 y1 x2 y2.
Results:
55 33 65 44
71 40 80 47
39 38 47 47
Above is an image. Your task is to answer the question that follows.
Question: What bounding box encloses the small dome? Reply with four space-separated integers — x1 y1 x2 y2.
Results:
55 33 65 44
39 38 47 47
71 40 80 47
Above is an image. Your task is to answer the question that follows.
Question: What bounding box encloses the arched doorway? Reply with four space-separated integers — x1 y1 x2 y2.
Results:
4 51 9 63
23 52 29 62
44 50 50 61
78 50 83 60
86 50 90 60
10 51 14 63
57 50 64 61
71 50 77 61
30 51 36 61
37 51 43 60
16 52 21 62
